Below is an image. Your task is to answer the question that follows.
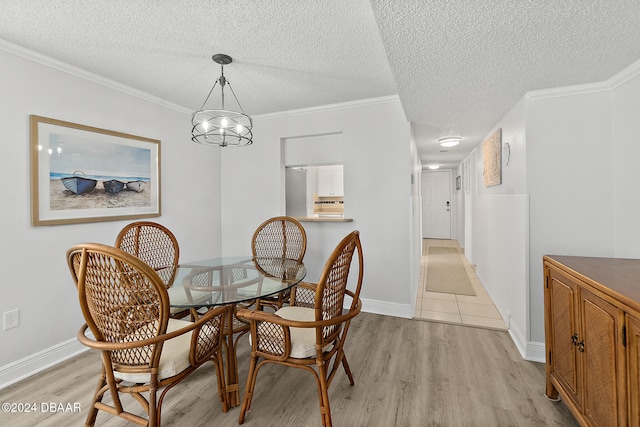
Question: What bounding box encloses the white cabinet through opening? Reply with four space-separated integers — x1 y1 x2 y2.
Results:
316 165 343 196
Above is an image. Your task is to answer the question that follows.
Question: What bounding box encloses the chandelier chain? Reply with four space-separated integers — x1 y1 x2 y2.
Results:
197 79 219 111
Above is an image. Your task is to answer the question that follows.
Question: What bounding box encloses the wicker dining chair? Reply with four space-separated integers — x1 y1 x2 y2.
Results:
116 221 190 319
251 216 307 310
67 243 228 426
115 221 180 287
237 230 364 427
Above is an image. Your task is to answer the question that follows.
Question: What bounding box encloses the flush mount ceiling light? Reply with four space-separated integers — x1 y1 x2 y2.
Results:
191 54 253 147
427 164 440 170
439 136 461 148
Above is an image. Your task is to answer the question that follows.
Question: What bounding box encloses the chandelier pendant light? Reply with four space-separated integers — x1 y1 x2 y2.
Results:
191 53 253 147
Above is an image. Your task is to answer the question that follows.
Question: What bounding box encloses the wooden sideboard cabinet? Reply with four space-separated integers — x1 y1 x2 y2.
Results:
544 255 640 427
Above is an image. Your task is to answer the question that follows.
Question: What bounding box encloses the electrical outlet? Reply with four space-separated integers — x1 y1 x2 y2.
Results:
3 309 19 330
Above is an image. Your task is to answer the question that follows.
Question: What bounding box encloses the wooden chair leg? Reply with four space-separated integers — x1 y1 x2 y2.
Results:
214 352 229 412
239 356 259 424
148 384 158 427
317 363 333 427
85 369 107 426
341 352 355 385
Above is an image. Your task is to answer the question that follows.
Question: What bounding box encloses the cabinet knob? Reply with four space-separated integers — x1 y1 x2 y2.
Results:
577 341 585 353
571 333 579 345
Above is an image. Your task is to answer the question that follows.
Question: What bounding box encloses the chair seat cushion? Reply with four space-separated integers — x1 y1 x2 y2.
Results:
237 277 284 297
113 319 194 383
167 286 217 308
274 306 333 359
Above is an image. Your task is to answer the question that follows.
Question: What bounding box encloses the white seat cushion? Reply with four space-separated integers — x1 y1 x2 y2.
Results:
237 277 284 296
274 306 333 359
167 286 217 307
113 318 194 383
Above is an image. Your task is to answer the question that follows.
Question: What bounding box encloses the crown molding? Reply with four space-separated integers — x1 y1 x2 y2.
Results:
526 57 640 101
253 95 401 120
607 57 640 90
1 38 399 119
0 38 191 114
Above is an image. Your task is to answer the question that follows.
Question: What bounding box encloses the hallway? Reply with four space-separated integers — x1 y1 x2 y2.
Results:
414 239 507 330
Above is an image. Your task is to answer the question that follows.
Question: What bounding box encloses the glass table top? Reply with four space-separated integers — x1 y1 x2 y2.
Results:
158 256 306 308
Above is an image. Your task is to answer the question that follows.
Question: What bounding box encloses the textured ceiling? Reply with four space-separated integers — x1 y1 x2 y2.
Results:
371 0 640 168
1 0 640 168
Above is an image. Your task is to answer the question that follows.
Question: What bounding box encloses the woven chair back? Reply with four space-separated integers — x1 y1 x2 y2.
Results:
67 243 170 368
251 216 307 261
315 230 363 340
116 221 179 286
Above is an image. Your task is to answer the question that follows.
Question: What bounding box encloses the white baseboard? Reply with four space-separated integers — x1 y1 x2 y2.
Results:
0 337 87 390
523 341 546 363
508 320 527 358
361 297 413 319
507 320 545 363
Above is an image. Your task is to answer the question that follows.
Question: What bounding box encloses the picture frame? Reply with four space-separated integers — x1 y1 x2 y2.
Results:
30 115 161 226
483 128 502 187
456 175 461 190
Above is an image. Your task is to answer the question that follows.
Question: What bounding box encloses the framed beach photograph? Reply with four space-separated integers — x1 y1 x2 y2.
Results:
30 115 161 226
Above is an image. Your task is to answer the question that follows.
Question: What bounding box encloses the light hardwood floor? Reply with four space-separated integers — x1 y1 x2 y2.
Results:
415 239 508 330
0 313 578 426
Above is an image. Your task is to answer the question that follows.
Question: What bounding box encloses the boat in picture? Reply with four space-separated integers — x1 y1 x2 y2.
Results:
103 179 125 194
60 171 97 195
126 180 146 192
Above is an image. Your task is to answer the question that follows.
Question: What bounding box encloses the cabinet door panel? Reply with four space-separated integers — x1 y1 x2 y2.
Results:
316 165 343 197
332 166 343 196
549 271 581 405
581 289 621 427
628 315 640 427
317 167 333 196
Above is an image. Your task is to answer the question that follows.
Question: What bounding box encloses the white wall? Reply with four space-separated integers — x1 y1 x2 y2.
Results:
476 98 528 197
526 89 614 346
524 63 640 346
454 163 464 247
612 72 640 258
0 44 222 386
475 194 529 353
466 98 530 356
463 152 477 264
461 61 640 361
409 126 423 311
219 97 417 317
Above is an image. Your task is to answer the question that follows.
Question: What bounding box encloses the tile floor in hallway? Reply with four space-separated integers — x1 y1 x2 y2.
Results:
414 239 508 331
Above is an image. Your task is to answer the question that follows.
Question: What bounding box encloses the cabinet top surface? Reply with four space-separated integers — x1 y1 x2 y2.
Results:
544 255 640 305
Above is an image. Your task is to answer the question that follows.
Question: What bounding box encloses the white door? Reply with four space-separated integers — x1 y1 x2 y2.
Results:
422 170 452 239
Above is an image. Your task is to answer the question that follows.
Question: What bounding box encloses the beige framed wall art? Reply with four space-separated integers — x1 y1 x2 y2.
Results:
30 115 161 226
483 128 502 187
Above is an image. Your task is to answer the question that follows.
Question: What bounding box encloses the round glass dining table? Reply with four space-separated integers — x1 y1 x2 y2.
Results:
157 256 306 408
